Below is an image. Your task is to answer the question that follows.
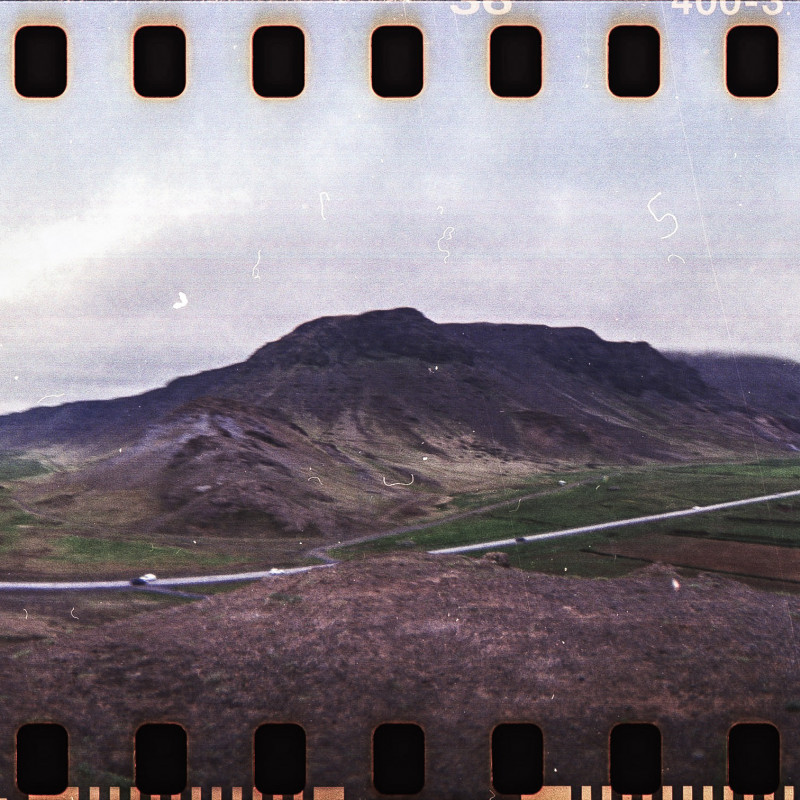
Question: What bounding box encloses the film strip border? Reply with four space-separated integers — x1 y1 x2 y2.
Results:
7 722 787 797
7 786 800 800
12 18 782 100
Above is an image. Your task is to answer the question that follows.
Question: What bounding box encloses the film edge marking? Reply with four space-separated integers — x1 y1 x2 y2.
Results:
21 787 799 800
28 790 336 800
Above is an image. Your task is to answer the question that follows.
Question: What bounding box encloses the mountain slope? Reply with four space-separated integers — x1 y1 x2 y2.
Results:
2 309 798 539
673 353 800 436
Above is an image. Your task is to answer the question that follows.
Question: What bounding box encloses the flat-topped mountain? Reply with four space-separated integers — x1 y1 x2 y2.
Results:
1 309 798 538
0 308 714 448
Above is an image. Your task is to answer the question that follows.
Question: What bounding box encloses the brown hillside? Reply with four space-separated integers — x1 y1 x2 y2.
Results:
1 554 799 798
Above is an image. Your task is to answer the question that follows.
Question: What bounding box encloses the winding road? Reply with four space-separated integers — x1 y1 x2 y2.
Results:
1 486 799 591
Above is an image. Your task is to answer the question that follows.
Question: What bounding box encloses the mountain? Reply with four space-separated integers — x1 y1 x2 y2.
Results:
672 353 800 436
2 308 799 539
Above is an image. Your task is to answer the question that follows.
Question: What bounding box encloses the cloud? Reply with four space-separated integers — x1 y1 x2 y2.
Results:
0 174 234 302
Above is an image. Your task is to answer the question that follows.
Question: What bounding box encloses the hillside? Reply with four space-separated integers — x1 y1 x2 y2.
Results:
674 353 800 436
1 553 798 796
1 309 799 541
0 308 717 453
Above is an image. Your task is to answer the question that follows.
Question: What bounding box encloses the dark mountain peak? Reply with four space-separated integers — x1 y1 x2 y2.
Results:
443 320 711 402
248 307 475 369
292 307 429 336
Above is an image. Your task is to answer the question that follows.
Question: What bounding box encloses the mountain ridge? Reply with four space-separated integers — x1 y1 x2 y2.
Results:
0 308 718 449
2 309 798 539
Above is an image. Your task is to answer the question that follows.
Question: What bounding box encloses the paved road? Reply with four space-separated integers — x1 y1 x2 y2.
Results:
308 477 591 563
3 486 799 590
0 564 331 592
0 479 586 591
428 487 800 555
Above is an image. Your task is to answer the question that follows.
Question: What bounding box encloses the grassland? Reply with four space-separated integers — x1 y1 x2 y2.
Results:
333 459 800 582
4 451 800 584
0 480 241 578
0 452 313 577
0 453 48 482
45 535 237 568
0 456 48 557
424 468 603 513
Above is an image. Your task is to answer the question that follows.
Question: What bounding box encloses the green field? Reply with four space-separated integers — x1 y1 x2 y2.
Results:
427 468 602 513
46 534 238 569
333 460 800 576
4 450 800 582
0 455 50 541
0 454 49 482
0 497 42 551
0 453 251 576
0 456 48 533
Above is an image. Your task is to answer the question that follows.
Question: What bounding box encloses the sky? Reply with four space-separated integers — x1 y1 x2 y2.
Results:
1 0 799 413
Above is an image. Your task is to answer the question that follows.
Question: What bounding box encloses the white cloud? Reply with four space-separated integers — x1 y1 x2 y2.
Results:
0 174 234 301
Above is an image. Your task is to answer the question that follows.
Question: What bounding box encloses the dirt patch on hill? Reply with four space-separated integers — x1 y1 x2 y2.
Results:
1 554 799 798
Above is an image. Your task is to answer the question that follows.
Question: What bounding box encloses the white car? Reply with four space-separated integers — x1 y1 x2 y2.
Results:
131 573 157 585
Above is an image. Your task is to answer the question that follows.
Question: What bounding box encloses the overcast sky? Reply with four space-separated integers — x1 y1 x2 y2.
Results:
1 1 799 413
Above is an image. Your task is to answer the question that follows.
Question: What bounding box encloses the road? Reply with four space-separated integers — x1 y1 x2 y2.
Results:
308 477 593 563
0 477 588 590
427 487 800 555
2 486 799 590
0 564 331 591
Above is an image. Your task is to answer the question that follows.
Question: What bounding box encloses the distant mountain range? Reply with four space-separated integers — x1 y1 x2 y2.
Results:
2 308 799 538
